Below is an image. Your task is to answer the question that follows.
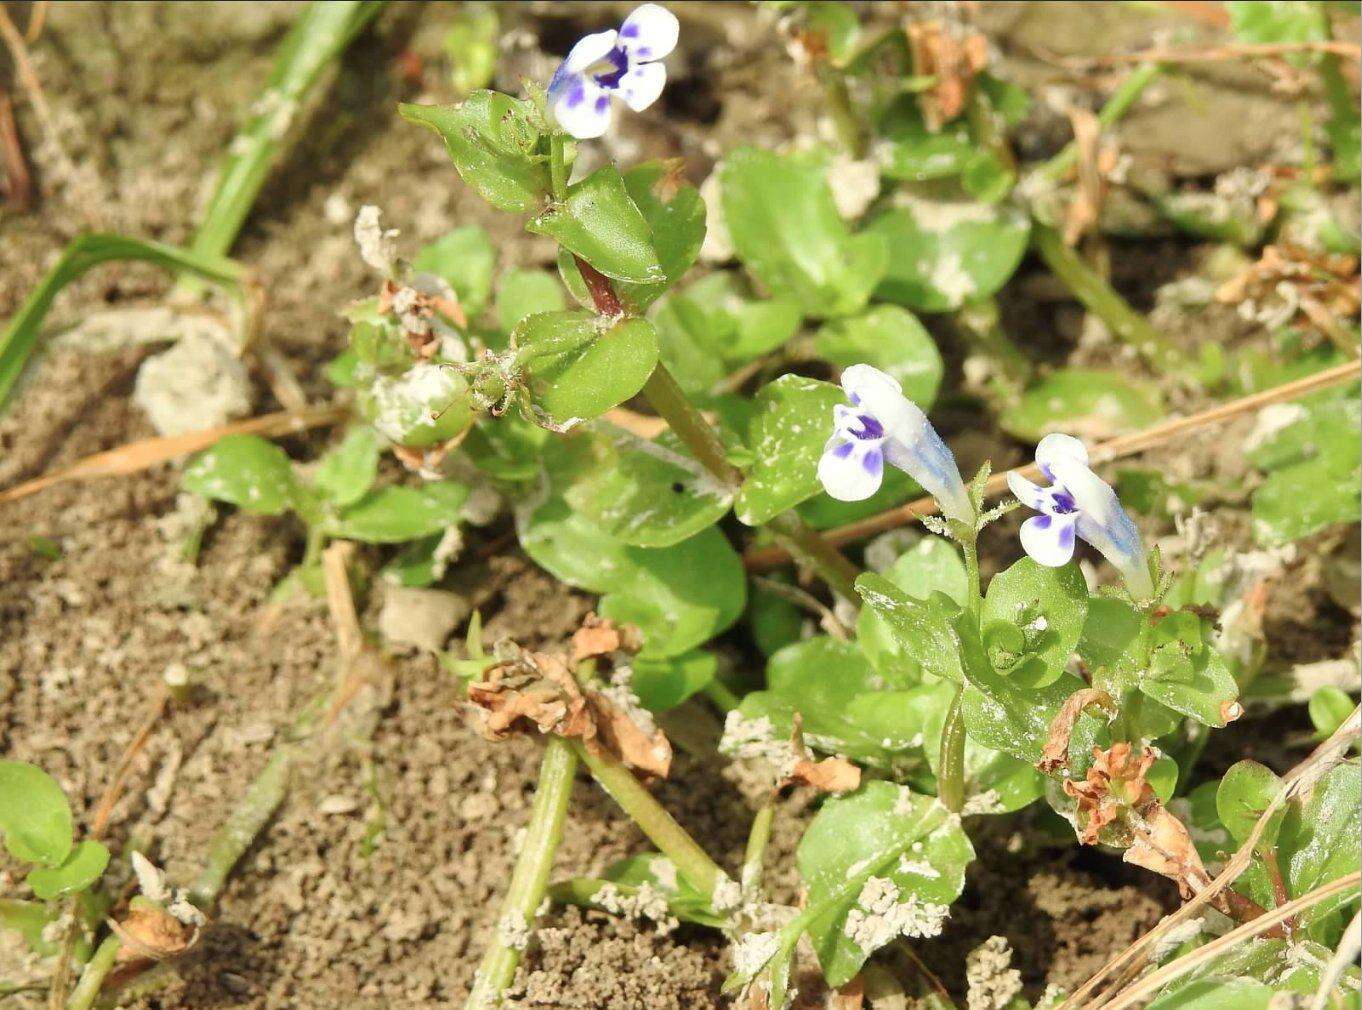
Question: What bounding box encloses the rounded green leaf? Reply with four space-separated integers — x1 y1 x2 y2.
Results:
1216 760 1284 848
182 434 299 516
565 429 734 547
720 147 886 318
26 840 110 900
631 651 718 712
798 782 973 986
814 306 942 407
333 480 469 543
734 375 844 525
866 194 1029 312
980 558 1088 690
529 166 664 284
618 161 706 310
0 762 72 867
412 226 497 317
496 269 565 331
1308 686 1355 740
314 426 383 508
519 312 660 423
919 681 1045 814
857 537 967 685
359 364 474 448
400 96 549 214
1000 368 1163 442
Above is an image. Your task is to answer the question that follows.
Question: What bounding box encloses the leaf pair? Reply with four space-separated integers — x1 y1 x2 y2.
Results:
0 762 109 901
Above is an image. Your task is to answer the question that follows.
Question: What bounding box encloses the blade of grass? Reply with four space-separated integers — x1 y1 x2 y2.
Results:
181 0 385 275
0 234 247 413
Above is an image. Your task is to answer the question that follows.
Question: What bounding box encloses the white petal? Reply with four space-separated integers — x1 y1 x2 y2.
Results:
553 78 613 140
841 364 925 444
884 425 973 525
617 62 666 112
618 3 679 61
564 29 619 72
1006 470 1051 511
1020 514 1077 567
818 438 885 502
1036 433 1088 477
1050 455 1152 597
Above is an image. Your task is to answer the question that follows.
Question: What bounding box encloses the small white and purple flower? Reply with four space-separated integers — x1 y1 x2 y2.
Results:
547 4 678 140
1007 433 1153 598
817 364 974 525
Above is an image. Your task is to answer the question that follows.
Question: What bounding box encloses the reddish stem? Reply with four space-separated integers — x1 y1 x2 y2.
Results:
574 256 624 316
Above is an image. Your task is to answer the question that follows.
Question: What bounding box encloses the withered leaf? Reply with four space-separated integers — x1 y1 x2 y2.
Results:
111 906 197 965
1039 688 1116 775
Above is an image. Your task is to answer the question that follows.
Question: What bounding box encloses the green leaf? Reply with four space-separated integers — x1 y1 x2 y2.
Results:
412 226 497 317
0 235 245 414
980 558 1088 690
359 363 474 448
855 573 966 685
798 467 920 530
496 269 565 331
529 165 664 284
1276 761 1360 932
0 762 72 866
857 537 967 684
1141 628 1240 728
26 840 110 901
333 480 469 543
443 3 499 95
876 97 976 182
735 375 844 525
1249 395 1360 546
314 426 383 508
618 161 706 310
1000 368 1163 442
0 899 61 957
519 497 744 658
182 434 299 515
565 428 734 547
720 147 887 318
631 651 718 712
734 637 937 769
920 682 1045 814
1216 760 1285 849
814 306 943 407
804 1 860 67
552 853 729 928
1147 976 1277 1010
400 95 549 214
798 782 973 985
748 578 805 657
380 533 445 588
517 311 660 423
1226 1 1328 63
1308 685 1355 739
866 194 1029 312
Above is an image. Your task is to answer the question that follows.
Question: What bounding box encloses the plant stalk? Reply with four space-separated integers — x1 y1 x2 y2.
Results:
740 802 776 894
938 685 967 814
1032 223 1188 375
465 737 577 1010
765 510 860 602
1036 64 1160 186
65 936 120 1010
190 746 294 906
571 741 722 896
549 133 569 201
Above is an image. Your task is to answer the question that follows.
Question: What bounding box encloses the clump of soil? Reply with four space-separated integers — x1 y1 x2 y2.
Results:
0 3 1354 1009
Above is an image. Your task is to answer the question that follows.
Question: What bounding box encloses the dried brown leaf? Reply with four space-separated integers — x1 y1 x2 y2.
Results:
906 21 988 130
571 614 642 663
1126 802 1214 900
781 716 860 794
111 907 197 965
1038 688 1116 775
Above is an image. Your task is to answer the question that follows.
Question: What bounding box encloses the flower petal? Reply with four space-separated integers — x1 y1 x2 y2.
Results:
1020 514 1077 567
818 437 885 502
884 425 973 525
1049 456 1151 597
564 29 620 72
1036 432 1088 480
1006 470 1051 512
553 78 613 139
618 3 679 61
617 62 667 111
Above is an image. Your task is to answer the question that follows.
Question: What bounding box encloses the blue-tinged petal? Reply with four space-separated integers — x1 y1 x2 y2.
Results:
1020 514 1077 567
617 62 666 111
818 437 885 502
564 29 620 72
1006 470 1051 512
1050 456 1152 598
553 77 613 139
883 425 973 526
1035 433 1088 480
618 3 679 62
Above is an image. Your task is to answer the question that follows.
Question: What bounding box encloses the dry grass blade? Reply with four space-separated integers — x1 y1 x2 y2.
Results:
1060 706 1361 1010
1095 872 1362 1010
1068 40 1361 68
0 86 33 212
743 360 1362 569
0 403 348 503
89 685 171 839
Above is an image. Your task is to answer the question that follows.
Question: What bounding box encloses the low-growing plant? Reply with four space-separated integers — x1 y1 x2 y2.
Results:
2 3 1358 1010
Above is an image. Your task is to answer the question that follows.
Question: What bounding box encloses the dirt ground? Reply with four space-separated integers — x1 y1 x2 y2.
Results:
0 3 1355 1008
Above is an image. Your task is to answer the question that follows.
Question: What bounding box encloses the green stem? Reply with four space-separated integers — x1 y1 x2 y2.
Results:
1032 223 1188 375
702 679 741 713
466 737 577 1010
818 68 866 158
955 298 1032 399
740 803 776 895
965 82 1015 175
938 684 967 814
640 364 743 489
549 133 569 201
65 936 120 1010
766 510 861 602
571 741 722 896
1036 64 1160 186
180 1 383 290
190 746 294 906
961 534 982 619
